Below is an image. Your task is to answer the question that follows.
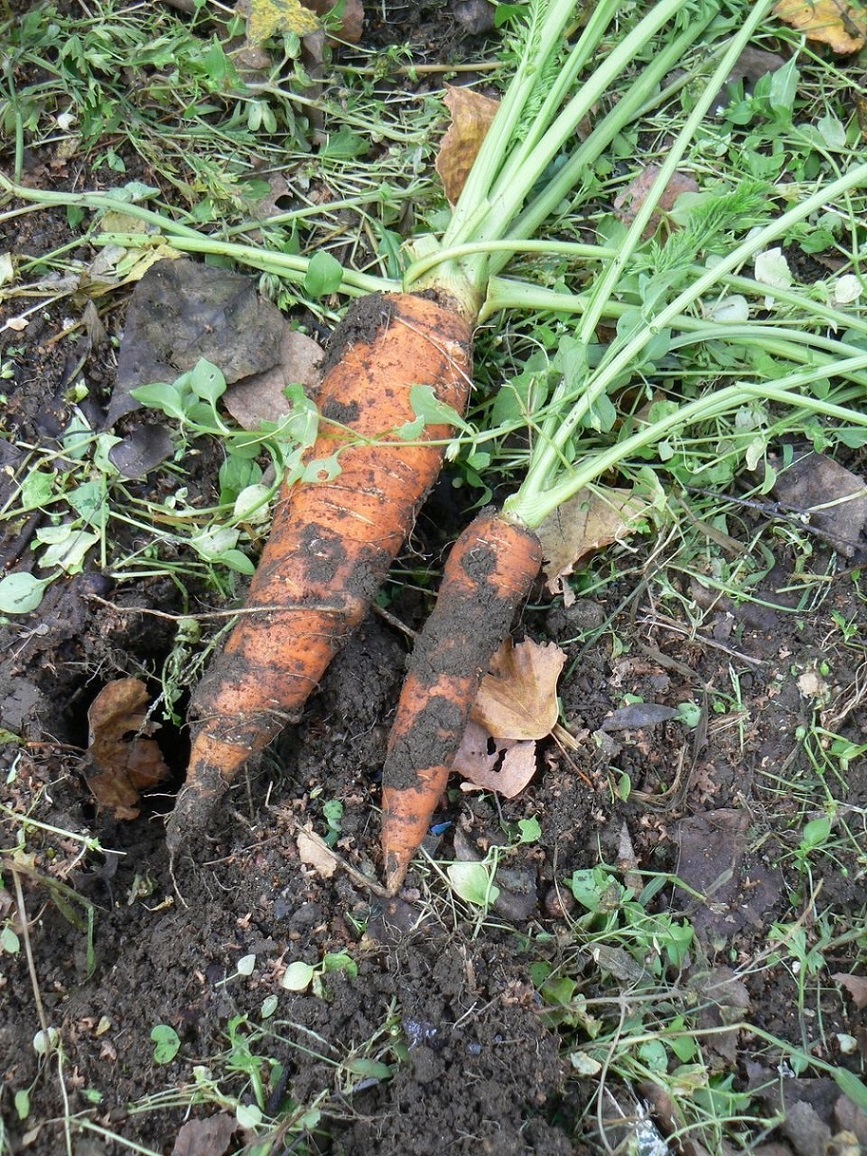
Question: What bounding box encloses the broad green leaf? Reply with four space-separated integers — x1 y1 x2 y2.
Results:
0 572 50 614
14 1089 30 1120
516 817 541 844
320 129 370 160
236 1103 263 1129
190 525 240 561
343 1057 392 1080
68 480 108 530
18 470 55 512
801 815 832 850
150 1025 181 1064
301 455 341 484
131 382 188 420
768 59 799 116
233 483 272 524
303 250 344 298
216 549 256 576
638 1038 668 1073
447 861 500 908
247 0 320 42
37 529 99 573
1 925 20 954
409 384 470 431
322 951 357 978
188 358 226 403
281 961 315 991
833 1066 867 1111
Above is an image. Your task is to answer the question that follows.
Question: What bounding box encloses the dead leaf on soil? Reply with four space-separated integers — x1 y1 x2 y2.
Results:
296 825 338 878
613 164 699 232
223 328 323 429
769 450 867 558
435 86 500 206
305 0 364 41
85 679 169 820
471 638 566 741
171 1112 238 1156
833 972 867 1010
536 487 649 604
774 0 867 53
109 258 288 424
453 720 538 798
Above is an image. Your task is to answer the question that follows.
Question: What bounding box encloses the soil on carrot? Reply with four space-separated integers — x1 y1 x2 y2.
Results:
319 294 395 378
2 6 867 1156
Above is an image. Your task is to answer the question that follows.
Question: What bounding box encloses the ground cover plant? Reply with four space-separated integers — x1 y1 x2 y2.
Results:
1 0 867 1153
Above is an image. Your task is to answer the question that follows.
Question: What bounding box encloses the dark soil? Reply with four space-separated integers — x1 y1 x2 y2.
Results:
2 3 866 1156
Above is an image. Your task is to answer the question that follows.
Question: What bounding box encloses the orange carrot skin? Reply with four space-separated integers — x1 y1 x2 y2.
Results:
381 507 543 894
167 292 473 854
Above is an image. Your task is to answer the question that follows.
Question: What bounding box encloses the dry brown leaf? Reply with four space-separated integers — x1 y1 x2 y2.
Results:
470 638 566 741
435 86 500 206
171 1112 238 1156
296 826 338 878
224 328 323 429
834 972 867 1009
536 487 648 604
452 719 538 798
613 164 699 232
305 0 364 41
85 679 169 820
774 0 867 53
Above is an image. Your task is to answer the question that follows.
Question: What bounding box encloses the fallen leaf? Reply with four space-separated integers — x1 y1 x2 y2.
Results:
435 86 500 206
296 826 338 878
613 164 699 231
601 703 679 731
774 0 867 53
536 487 648 604
453 719 538 798
769 450 867 558
85 679 169 820
834 972 867 1010
223 328 323 428
109 259 288 424
246 0 320 42
305 0 364 41
471 638 566 741
171 1112 238 1156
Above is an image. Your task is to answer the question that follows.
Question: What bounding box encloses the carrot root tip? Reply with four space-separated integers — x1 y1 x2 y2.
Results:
165 763 228 856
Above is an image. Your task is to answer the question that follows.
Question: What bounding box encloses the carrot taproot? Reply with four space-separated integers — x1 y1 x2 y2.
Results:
166 291 473 855
380 506 542 894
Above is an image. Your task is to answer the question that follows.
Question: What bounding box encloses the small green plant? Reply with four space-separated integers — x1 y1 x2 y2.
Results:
150 1024 181 1065
0 358 320 616
280 950 358 997
445 813 542 913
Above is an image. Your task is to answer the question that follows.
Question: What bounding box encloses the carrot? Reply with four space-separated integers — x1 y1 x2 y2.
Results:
166 291 473 854
380 506 542 894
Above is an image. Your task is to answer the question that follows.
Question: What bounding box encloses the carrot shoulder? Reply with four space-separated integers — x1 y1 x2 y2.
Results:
380 507 542 894
167 292 473 854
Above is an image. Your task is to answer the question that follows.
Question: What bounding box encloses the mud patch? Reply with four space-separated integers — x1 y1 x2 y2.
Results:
320 293 395 376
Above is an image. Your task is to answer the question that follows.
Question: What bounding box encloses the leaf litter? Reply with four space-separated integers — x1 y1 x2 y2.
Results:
84 678 169 820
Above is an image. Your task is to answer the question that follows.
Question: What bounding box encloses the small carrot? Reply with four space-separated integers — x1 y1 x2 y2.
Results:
380 507 542 894
166 292 472 854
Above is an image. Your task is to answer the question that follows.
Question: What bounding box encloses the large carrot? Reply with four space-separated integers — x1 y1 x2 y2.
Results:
166 292 472 854
381 507 542 894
